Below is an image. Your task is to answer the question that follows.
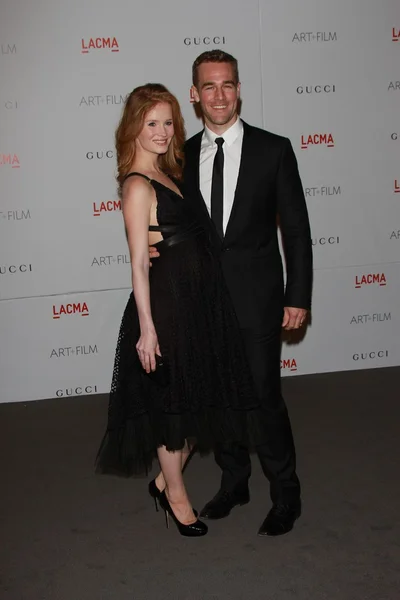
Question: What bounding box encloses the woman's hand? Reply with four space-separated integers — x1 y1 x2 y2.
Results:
136 330 161 373
148 245 160 267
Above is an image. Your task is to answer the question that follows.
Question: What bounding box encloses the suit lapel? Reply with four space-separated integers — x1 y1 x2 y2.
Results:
185 133 221 246
185 133 207 216
223 122 253 245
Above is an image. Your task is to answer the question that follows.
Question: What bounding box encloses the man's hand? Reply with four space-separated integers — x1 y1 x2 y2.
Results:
149 245 160 266
282 307 308 330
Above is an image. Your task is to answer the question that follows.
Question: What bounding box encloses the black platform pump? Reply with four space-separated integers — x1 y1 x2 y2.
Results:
159 491 208 537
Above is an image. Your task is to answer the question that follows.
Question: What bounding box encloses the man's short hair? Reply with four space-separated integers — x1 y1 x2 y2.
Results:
192 50 239 87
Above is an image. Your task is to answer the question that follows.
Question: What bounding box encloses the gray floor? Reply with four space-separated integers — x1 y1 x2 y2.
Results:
1 367 399 600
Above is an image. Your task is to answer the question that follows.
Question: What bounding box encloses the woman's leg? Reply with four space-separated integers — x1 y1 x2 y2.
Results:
154 441 191 491
157 444 196 525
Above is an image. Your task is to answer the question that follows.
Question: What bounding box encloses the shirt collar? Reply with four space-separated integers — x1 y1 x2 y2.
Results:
203 117 243 148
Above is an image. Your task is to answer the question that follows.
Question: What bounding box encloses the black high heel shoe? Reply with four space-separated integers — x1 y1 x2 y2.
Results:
148 479 198 516
159 491 208 537
148 479 162 512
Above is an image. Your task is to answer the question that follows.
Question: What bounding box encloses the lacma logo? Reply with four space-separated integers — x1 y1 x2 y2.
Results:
301 134 334 149
52 302 89 319
81 37 119 54
93 200 121 216
392 27 399 41
394 179 400 193
280 358 298 372
355 273 387 289
0 153 20 168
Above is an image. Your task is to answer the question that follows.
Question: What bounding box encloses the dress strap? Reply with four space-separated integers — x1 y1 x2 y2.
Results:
123 172 152 183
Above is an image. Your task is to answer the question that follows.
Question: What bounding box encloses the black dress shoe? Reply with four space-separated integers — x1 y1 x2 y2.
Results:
200 488 250 520
257 502 301 536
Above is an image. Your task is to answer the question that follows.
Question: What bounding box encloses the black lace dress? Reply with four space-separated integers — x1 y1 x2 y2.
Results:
95 173 266 476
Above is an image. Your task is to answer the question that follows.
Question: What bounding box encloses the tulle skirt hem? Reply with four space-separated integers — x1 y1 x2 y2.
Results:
95 406 268 477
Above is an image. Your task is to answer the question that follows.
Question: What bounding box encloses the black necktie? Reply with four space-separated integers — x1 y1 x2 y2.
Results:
210 137 225 239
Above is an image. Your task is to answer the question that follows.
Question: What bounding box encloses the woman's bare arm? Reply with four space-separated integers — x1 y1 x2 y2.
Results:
122 177 160 372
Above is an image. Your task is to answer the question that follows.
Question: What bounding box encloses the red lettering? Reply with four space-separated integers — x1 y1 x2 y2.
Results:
93 200 121 215
52 303 89 317
355 273 386 288
301 134 334 148
281 359 297 370
281 358 297 371
395 179 400 193
82 37 118 53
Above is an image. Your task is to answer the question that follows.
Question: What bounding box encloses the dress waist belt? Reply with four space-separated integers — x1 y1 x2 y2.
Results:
152 224 205 249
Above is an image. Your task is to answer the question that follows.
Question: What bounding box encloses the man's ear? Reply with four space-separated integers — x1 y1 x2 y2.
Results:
191 85 200 103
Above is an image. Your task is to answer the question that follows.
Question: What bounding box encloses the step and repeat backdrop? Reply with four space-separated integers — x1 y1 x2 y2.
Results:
1 0 399 402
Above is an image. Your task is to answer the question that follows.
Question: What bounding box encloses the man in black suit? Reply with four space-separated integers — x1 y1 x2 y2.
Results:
184 50 313 536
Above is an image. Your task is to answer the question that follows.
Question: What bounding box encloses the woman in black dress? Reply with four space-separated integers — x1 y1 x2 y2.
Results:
96 84 264 537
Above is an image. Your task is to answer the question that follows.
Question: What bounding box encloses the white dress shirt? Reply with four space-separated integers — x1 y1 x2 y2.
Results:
199 117 244 234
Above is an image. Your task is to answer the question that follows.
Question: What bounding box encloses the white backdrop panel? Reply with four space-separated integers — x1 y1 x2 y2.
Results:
1 0 399 402
0 289 130 403
281 260 400 376
1 0 263 301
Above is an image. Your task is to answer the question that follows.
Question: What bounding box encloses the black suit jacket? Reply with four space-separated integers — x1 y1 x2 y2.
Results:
184 121 313 332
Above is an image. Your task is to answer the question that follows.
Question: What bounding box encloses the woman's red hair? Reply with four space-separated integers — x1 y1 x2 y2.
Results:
115 83 186 194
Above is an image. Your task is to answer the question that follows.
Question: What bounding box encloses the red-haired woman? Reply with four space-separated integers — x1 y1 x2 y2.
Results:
96 84 263 537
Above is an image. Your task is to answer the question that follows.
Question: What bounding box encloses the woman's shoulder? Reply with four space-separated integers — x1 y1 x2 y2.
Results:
122 173 154 202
